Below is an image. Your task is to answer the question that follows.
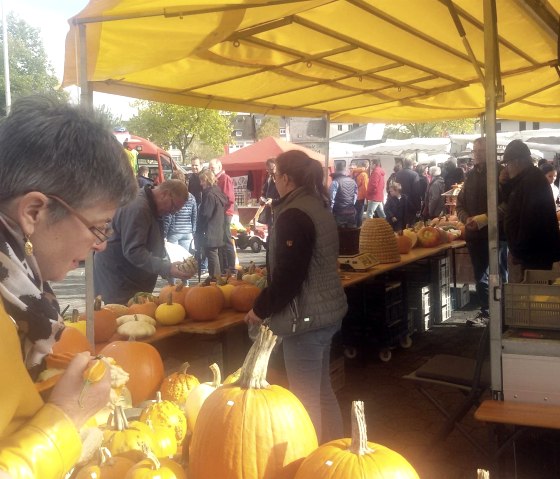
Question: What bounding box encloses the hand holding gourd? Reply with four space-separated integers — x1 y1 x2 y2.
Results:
48 351 111 429
169 262 193 279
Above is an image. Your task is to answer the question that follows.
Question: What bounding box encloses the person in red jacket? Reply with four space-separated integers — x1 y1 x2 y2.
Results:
365 158 386 218
209 159 236 273
350 161 369 227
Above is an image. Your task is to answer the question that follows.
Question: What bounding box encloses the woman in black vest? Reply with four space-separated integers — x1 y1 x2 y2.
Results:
245 150 347 444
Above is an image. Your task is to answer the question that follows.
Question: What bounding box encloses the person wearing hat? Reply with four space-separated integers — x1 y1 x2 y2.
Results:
500 139 560 282
456 137 508 326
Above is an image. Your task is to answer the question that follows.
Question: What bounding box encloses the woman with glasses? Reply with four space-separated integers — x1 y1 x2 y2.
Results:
244 150 347 444
0 96 138 477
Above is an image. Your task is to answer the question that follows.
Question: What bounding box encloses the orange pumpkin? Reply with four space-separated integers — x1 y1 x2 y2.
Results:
128 302 158 318
230 284 261 312
395 233 413 254
99 341 164 406
294 401 419 479
52 326 93 356
158 281 188 305
160 361 200 408
184 283 224 321
80 296 118 343
75 447 135 479
189 327 318 479
416 226 441 248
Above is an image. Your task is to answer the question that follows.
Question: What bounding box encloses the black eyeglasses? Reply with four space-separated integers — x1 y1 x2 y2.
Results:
46 195 113 245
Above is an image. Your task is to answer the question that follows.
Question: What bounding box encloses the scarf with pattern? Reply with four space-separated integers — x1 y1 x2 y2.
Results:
0 214 64 376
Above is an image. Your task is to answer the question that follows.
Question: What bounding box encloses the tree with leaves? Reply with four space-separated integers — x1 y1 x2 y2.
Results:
126 101 232 161
0 13 67 116
256 116 280 139
384 119 477 139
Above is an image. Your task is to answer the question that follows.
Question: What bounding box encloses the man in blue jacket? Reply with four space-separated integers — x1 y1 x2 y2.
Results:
94 180 192 304
329 162 357 228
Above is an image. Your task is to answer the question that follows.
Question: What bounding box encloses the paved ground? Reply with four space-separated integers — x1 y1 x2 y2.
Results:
50 249 558 478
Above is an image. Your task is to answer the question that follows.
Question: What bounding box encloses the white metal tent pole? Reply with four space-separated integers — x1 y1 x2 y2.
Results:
2 0 11 115
483 0 503 398
323 113 330 186
78 23 96 346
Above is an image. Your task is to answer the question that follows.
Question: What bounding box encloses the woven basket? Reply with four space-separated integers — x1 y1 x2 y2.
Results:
359 218 401 263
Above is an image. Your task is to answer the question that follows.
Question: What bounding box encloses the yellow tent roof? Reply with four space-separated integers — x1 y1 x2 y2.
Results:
63 0 560 122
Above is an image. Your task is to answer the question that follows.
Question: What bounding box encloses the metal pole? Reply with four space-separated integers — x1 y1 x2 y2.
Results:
323 113 330 186
2 0 11 115
78 23 96 347
483 0 503 398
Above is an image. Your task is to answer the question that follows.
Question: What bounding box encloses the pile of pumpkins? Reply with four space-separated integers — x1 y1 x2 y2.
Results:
68 326 420 479
395 215 465 254
59 266 267 346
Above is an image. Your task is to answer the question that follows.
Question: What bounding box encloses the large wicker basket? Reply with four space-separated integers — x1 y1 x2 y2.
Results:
359 218 401 263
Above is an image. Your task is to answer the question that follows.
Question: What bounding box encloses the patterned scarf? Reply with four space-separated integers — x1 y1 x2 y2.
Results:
0 214 64 376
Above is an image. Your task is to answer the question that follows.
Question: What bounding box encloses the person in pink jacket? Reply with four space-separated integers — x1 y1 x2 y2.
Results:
366 159 386 218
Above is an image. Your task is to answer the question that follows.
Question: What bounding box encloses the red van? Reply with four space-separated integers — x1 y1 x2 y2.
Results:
115 131 185 184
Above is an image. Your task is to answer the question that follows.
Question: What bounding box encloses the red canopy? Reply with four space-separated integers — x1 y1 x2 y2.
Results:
219 137 330 198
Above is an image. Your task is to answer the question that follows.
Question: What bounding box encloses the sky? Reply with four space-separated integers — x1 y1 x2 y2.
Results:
5 0 137 120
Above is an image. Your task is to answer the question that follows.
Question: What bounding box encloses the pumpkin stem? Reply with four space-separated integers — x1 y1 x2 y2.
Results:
140 443 161 470
155 391 162 402
99 446 112 465
94 295 103 311
209 362 222 387
71 308 80 323
179 362 191 374
167 293 173 306
349 401 373 455
110 405 129 431
477 470 490 479
237 325 277 389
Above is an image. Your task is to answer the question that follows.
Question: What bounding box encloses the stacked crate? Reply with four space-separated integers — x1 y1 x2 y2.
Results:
341 279 408 359
407 283 431 333
433 256 452 323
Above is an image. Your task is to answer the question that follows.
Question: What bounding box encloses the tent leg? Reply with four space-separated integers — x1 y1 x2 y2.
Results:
483 0 503 398
323 113 331 186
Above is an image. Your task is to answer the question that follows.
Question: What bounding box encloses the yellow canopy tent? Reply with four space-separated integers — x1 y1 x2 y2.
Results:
63 0 559 393
63 0 559 123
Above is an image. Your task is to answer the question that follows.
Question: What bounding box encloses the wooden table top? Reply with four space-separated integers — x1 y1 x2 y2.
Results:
475 399 560 430
93 240 466 351
340 240 466 287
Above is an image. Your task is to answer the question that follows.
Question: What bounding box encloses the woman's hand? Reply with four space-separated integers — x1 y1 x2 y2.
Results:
170 262 192 279
48 352 111 429
244 309 263 327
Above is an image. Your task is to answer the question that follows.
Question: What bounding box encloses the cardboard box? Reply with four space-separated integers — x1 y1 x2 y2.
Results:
451 283 470 310
502 353 560 405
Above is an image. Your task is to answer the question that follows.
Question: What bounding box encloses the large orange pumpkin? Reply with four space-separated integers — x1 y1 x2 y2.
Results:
99 341 164 406
189 327 318 479
294 401 419 479
230 284 261 312
183 284 224 321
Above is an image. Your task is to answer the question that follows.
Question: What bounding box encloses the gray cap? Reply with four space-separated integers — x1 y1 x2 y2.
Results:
502 139 531 164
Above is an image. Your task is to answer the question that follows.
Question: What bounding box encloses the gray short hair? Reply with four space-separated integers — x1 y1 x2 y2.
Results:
429 166 441 176
0 96 137 217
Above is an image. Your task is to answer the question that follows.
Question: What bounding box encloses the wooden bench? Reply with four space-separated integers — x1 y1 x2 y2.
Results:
475 399 560 461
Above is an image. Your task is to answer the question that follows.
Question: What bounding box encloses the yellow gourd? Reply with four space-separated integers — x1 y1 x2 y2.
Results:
155 294 186 326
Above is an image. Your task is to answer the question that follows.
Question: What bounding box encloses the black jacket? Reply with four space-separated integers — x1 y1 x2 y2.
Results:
196 185 228 248
503 165 560 266
188 173 203 205
384 194 409 231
